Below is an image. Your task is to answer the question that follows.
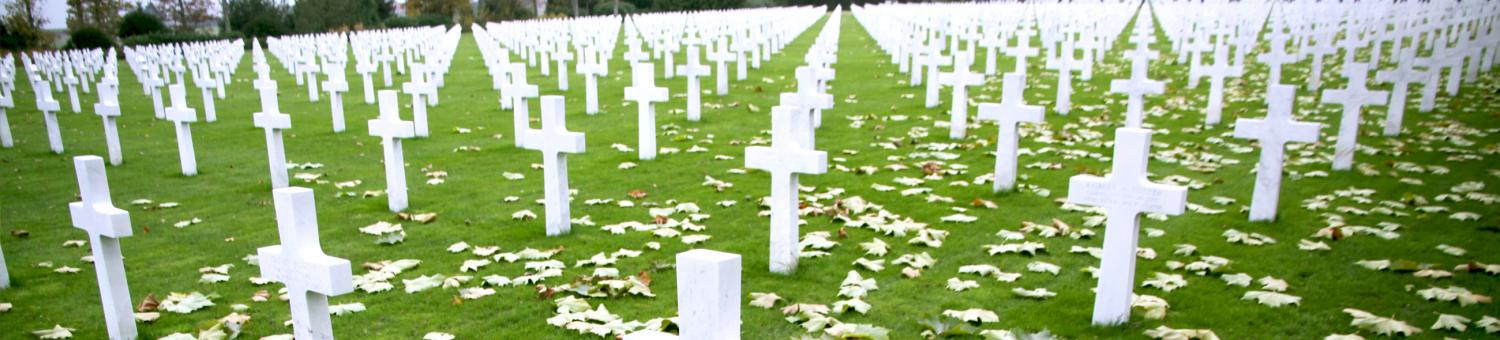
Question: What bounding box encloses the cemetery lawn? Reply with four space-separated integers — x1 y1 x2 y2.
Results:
3 12 1500 339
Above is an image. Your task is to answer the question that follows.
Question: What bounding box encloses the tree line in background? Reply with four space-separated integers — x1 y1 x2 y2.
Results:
0 0 878 51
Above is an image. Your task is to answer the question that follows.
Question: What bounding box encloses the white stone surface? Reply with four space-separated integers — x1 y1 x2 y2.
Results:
68 155 136 340
257 187 354 340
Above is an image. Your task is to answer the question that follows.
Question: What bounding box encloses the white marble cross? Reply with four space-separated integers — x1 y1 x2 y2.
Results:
677 44 711 121
1006 28 1040 77
707 38 735 96
1234 85 1320 222
1319 63 1388 170
68 155 137 340
1255 32 1297 85
63 67 82 113
920 48 951 108
356 59 377 104
35 79 64 154
1110 45 1164 128
1048 38 1089 115
0 237 7 288
257 187 354 340
939 52 985 139
625 62 668 160
1374 47 1424 136
1195 45 1242 125
522 96 585 236
323 62 350 133
94 81 124 166
368 90 416 212
1067 128 1186 326
745 106 826 274
576 48 608 115
301 59 321 102
142 71 165 119
0 86 13 148
0 83 12 147
977 73 1045 193
254 64 292 189
402 63 435 138
193 66 218 122
554 46 573 90
622 249 742 340
164 84 199 176
504 63 539 148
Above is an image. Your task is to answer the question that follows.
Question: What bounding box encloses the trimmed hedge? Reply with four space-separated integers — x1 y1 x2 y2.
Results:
123 32 237 46
119 10 167 38
384 14 452 28
65 27 116 50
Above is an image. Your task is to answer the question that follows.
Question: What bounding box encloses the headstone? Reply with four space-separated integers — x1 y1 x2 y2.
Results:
368 90 416 212
707 38 735 96
301 59 321 102
1109 45 1164 128
1255 32 1297 85
554 46 573 90
143 71 165 119
194 67 218 122
1234 85 1320 222
1195 45 1242 125
1006 28 1041 76
625 62 668 160
63 67 82 113
257 187 354 340
920 47 951 108
323 63 349 133
1067 128 1187 326
94 81 124 166
0 238 8 288
68 155 137 340
0 87 11 148
254 67 292 189
576 48 607 115
677 44 711 121
622 249 742 340
163 84 199 176
745 106 826 274
1319 63 1387 170
36 79 64 154
1373 47 1424 136
939 52 985 139
402 63 435 138
503 63 539 148
356 58 377 104
522 96 585 236
976 73 1045 192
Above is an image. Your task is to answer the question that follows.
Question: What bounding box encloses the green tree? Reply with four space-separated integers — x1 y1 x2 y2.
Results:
478 0 533 22
405 0 471 22
225 0 289 38
155 0 216 31
293 0 377 32
67 0 130 33
1 0 49 50
118 9 166 37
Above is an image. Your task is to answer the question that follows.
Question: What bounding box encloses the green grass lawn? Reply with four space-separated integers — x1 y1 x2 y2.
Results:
1 11 1498 339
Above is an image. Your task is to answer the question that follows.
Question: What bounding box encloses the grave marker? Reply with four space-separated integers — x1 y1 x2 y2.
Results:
257 187 354 340
625 62 668 160
977 73 1045 192
1067 128 1187 326
745 106 826 274
1234 85 1320 222
522 96 585 236
164 84 199 176
68 156 136 340
368 90 416 212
